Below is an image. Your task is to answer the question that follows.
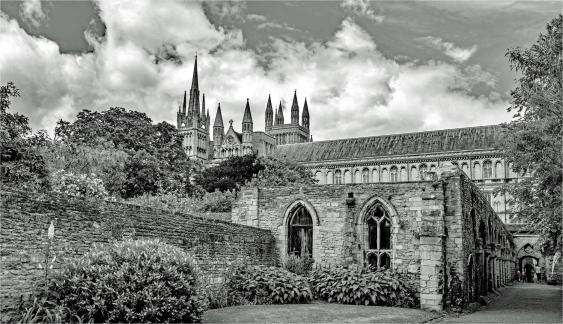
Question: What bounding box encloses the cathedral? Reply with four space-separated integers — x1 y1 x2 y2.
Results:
176 55 542 283
176 56 312 165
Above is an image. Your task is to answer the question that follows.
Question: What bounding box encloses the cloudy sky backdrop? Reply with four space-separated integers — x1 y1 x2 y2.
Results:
0 0 560 140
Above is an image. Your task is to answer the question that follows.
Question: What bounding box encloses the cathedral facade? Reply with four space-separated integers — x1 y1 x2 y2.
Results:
177 56 312 165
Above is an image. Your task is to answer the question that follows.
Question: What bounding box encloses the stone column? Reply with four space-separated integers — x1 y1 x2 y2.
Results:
419 209 445 311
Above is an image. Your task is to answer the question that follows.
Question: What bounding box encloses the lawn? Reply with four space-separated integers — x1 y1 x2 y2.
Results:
203 302 442 323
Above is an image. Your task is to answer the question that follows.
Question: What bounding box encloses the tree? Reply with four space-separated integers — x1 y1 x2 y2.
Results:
0 82 49 190
502 15 562 254
251 155 317 187
194 154 263 192
54 107 196 197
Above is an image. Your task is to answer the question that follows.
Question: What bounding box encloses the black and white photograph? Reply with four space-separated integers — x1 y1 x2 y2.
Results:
1 0 561 323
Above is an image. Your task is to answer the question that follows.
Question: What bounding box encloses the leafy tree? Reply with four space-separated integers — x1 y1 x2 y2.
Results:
251 155 317 187
54 107 196 197
195 154 264 192
502 15 562 254
0 82 49 190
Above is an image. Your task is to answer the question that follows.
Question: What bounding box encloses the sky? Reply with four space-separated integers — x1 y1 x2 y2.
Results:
0 0 560 141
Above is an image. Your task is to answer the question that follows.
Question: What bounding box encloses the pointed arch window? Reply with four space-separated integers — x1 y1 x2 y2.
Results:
362 168 370 183
288 205 313 257
363 203 392 269
419 164 428 180
334 170 342 184
390 166 398 182
483 161 493 179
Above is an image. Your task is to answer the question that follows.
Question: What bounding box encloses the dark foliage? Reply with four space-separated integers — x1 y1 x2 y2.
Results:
53 107 196 197
0 82 50 190
226 265 312 305
502 15 562 253
28 239 204 323
308 265 418 307
194 154 263 192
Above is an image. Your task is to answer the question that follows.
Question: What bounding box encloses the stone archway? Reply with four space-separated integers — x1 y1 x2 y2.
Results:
518 243 541 282
281 199 319 260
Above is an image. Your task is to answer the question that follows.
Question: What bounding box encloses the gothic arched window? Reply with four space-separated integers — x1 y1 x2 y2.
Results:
419 164 428 180
288 205 313 257
381 168 389 182
390 166 398 182
410 166 418 181
326 171 333 184
461 163 469 176
334 170 342 184
362 168 370 183
363 203 392 269
483 161 493 179
400 167 408 182
495 161 503 179
344 170 352 184
354 170 361 183
473 162 482 179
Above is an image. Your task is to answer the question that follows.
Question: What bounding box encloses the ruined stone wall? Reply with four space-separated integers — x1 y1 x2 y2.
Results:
1 190 277 321
232 168 514 311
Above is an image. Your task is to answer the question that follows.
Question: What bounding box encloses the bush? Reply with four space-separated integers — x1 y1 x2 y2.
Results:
36 239 204 323
226 265 312 305
284 254 315 275
51 170 108 198
309 265 418 308
200 190 235 212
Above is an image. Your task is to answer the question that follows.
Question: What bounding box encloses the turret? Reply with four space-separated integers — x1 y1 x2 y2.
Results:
242 98 253 143
275 101 284 125
291 90 299 125
213 103 224 147
265 94 273 131
201 93 206 128
302 97 310 130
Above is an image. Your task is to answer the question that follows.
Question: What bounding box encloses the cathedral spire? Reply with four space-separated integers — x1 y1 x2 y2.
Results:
242 98 253 124
213 103 224 127
187 55 200 119
265 94 273 130
275 101 284 125
291 90 299 125
182 91 187 115
302 97 309 129
201 93 206 121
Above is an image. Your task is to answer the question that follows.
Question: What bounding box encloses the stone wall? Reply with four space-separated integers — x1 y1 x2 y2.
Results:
232 167 514 311
1 190 277 321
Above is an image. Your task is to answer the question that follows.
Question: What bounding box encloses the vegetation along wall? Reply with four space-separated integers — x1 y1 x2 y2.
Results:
0 189 277 320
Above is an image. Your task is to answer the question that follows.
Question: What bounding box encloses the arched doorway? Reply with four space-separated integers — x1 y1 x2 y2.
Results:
287 204 313 257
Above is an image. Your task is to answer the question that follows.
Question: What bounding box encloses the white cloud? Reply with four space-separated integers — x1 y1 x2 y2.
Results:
0 1 510 142
256 21 299 32
419 36 478 63
246 14 267 22
340 0 385 23
19 0 46 27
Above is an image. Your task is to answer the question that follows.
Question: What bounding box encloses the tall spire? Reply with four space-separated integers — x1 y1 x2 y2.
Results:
201 93 206 121
275 101 284 125
242 98 253 123
265 94 273 130
190 54 199 91
291 90 299 125
302 97 309 129
182 91 187 115
213 103 224 127
187 55 200 118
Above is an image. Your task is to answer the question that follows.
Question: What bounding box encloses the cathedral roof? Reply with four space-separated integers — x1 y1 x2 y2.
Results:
273 125 504 163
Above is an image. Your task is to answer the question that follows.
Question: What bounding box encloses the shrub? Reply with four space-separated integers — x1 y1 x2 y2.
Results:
309 265 418 308
37 239 204 323
200 190 235 212
284 254 315 275
226 265 312 305
51 170 108 198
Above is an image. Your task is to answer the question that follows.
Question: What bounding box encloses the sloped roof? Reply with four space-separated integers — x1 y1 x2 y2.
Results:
273 125 504 163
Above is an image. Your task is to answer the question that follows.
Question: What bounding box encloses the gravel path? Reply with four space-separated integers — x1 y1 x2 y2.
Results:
440 282 562 323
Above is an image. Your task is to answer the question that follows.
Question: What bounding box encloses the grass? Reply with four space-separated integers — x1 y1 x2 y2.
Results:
202 302 441 323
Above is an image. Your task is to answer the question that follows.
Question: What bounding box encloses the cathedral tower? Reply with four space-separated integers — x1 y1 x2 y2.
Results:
302 97 310 130
290 90 299 125
242 99 253 143
177 55 209 162
213 103 224 148
265 94 273 131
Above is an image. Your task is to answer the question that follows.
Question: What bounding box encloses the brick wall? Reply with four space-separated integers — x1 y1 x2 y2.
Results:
0 190 277 321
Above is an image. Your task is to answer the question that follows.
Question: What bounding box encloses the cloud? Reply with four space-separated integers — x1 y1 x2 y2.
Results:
0 1 510 142
257 21 299 32
246 14 267 22
419 36 478 63
19 0 46 27
340 0 385 22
